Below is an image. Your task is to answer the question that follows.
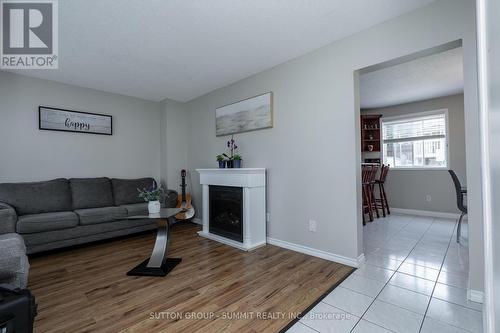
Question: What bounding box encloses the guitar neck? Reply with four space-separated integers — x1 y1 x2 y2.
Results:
181 178 186 202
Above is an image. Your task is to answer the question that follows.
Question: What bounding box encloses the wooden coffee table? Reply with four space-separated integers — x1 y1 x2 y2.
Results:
126 208 183 277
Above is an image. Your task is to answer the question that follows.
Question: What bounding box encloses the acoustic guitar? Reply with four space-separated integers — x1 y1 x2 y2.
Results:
175 169 195 220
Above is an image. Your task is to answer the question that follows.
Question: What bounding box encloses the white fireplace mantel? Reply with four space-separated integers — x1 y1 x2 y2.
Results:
196 168 266 251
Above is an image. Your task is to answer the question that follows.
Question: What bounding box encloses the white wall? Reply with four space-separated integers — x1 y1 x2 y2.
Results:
362 94 466 214
477 0 500 329
183 0 483 291
160 98 189 189
0 71 162 182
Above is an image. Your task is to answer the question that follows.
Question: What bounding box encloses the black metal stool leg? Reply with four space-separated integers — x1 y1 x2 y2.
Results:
457 212 465 243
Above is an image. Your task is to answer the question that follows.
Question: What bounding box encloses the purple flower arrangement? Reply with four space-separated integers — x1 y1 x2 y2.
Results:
217 135 242 168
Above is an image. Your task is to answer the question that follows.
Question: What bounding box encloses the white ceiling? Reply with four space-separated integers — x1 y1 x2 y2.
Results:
5 0 436 102
360 47 464 109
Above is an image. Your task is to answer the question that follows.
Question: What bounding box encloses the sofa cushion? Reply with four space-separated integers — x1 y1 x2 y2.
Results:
121 203 149 216
70 178 114 210
111 178 156 206
22 218 156 251
0 178 72 215
17 211 78 234
75 206 127 226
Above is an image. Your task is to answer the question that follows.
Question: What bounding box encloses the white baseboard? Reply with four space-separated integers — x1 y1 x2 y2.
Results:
192 218 202 225
357 253 366 266
468 289 484 304
391 208 460 220
266 237 361 268
199 231 265 251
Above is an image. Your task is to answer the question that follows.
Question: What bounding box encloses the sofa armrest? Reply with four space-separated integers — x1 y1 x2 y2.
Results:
0 202 17 234
0 234 29 288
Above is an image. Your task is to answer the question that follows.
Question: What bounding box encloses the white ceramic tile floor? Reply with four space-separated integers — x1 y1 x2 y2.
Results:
388 271 436 296
286 214 483 333
340 274 386 298
377 284 430 315
363 299 424 333
353 264 394 283
397 262 440 281
300 302 359 333
432 283 483 311
322 287 374 317
420 317 470 333
286 322 319 333
427 298 483 332
364 253 402 271
437 270 468 289
351 319 393 333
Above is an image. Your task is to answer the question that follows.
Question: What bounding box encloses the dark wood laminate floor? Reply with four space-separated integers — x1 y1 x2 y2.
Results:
29 223 353 333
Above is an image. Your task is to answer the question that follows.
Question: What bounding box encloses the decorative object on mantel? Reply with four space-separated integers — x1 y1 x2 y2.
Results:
196 168 267 251
220 135 243 168
137 183 164 214
216 155 226 168
233 154 242 168
39 106 112 135
215 92 273 136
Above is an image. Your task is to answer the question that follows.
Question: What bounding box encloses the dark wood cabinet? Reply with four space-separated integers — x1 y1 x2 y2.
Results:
361 115 382 152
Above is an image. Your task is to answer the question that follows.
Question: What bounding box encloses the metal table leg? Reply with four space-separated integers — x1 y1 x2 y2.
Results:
147 218 170 268
127 217 182 277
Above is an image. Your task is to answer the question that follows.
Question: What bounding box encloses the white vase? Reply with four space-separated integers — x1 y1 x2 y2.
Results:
148 200 161 214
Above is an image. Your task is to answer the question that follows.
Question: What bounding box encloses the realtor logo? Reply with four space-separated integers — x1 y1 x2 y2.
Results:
1 0 58 69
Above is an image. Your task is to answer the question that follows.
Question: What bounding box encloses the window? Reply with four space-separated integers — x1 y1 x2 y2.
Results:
382 110 449 169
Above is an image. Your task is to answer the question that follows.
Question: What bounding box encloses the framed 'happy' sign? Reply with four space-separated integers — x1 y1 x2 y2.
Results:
39 106 113 135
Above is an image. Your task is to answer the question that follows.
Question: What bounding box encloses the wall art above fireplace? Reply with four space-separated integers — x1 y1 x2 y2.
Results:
215 92 273 136
39 106 113 135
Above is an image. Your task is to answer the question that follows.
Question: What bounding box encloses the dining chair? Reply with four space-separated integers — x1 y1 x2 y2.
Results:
375 164 390 217
361 165 372 225
369 164 380 219
449 170 467 243
362 164 379 224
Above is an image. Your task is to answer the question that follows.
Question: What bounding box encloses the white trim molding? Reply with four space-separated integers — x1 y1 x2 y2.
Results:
357 253 366 266
468 289 484 304
202 232 266 251
267 237 361 268
477 0 496 331
391 208 460 220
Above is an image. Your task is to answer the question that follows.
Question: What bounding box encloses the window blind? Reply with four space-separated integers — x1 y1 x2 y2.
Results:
383 113 446 143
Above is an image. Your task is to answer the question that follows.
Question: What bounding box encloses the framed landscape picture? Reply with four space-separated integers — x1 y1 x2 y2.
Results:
39 106 113 135
215 92 273 136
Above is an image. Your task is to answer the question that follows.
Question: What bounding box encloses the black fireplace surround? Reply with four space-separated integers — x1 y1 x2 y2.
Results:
209 185 243 242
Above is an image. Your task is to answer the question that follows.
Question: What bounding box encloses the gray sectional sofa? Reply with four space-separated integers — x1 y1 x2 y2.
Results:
0 177 177 254
0 233 29 288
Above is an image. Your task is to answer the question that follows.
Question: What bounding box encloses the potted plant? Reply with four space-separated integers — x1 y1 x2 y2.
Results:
233 154 242 168
137 183 164 214
216 154 226 168
223 135 242 169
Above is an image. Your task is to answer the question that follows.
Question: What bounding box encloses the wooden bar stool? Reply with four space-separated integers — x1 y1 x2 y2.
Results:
369 164 380 219
375 164 390 217
362 164 378 224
